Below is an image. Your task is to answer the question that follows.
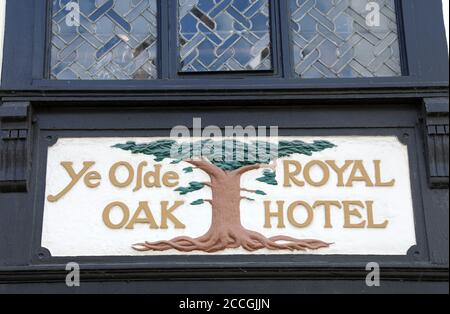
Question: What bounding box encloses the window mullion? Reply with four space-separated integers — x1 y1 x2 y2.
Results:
278 0 294 79
159 0 170 79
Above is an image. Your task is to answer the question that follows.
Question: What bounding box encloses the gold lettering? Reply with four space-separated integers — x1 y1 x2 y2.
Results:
102 201 130 229
47 161 96 202
366 201 389 228
313 200 342 228
144 164 162 188
160 201 185 229
346 161 374 187
125 201 159 229
133 161 148 192
342 201 366 228
287 201 314 228
326 160 353 187
109 161 134 188
283 160 304 187
303 160 330 187
264 201 286 228
162 171 179 188
374 160 395 187
84 171 101 188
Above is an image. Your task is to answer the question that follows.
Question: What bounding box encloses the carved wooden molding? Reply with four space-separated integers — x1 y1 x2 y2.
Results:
423 98 449 189
0 101 31 192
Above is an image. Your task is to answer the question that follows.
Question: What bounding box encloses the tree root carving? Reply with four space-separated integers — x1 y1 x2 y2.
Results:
132 229 331 253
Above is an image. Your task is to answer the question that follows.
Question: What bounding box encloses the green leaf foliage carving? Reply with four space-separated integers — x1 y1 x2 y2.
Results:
190 199 204 206
113 139 335 171
257 170 278 186
174 181 205 195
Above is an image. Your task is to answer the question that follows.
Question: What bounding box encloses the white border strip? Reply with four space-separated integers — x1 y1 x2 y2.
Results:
443 0 449 54
0 0 6 85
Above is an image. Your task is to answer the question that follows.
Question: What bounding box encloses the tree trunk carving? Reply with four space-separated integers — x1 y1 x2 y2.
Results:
133 161 331 253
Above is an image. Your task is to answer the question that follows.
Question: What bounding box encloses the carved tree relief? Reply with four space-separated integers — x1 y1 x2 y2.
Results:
114 139 335 253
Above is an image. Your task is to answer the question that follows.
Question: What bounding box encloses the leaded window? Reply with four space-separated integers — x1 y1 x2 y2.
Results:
289 0 402 78
49 0 404 80
178 0 272 72
50 0 158 80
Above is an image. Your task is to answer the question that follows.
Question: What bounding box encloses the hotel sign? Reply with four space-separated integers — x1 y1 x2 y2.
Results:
41 136 416 256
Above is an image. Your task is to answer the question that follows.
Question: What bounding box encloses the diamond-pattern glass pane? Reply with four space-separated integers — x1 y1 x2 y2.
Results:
290 0 402 78
178 0 272 72
50 0 158 80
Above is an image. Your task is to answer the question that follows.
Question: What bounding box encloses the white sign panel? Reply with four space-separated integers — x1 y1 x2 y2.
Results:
42 136 416 256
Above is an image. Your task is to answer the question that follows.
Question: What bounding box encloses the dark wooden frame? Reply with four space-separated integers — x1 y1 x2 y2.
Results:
1 0 448 92
0 0 448 293
0 101 448 292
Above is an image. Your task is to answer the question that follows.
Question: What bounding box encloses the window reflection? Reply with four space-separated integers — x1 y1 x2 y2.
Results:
290 0 402 78
178 0 272 72
51 0 158 80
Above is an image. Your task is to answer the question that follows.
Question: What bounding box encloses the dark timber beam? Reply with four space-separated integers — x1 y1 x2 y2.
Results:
0 101 32 192
423 98 449 189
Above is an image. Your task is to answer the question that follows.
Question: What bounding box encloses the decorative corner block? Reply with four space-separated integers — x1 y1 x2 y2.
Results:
423 98 449 189
0 102 32 192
